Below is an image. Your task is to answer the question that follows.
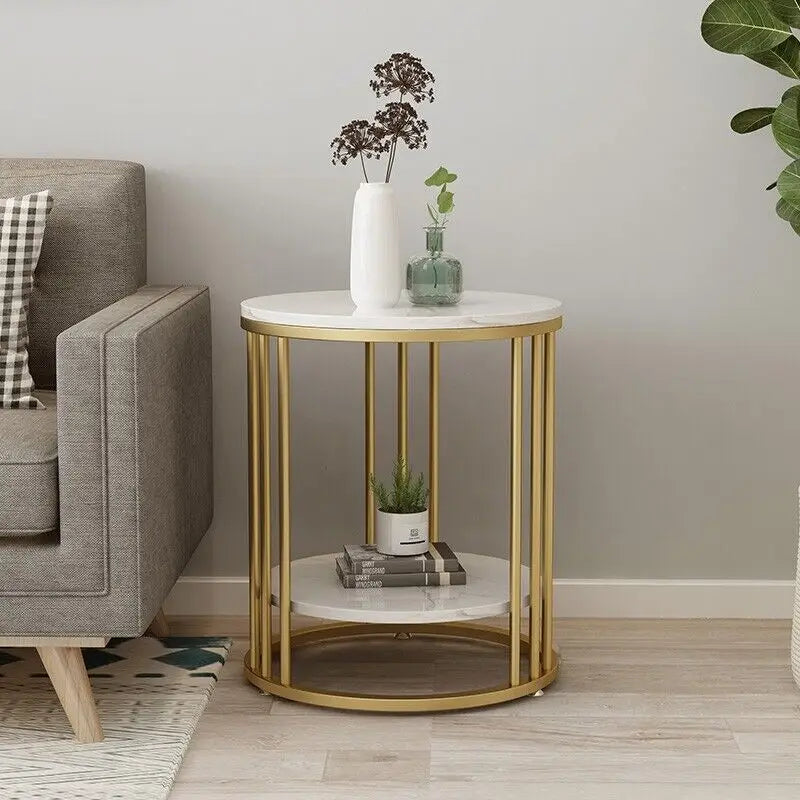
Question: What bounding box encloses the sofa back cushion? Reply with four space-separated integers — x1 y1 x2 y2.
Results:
0 160 146 389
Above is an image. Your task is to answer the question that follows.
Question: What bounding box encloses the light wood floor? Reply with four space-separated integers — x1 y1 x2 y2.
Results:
170 617 799 799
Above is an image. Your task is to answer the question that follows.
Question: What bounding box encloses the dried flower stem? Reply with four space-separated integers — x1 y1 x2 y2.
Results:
385 140 396 183
384 89 406 182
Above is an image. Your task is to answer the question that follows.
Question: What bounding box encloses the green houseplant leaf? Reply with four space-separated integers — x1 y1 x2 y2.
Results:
702 0 790 54
783 84 800 101
772 91 800 155
702 2 800 238
777 157 800 208
777 196 800 221
425 166 458 186
731 107 776 131
769 0 800 26
748 35 800 76
774 165 800 235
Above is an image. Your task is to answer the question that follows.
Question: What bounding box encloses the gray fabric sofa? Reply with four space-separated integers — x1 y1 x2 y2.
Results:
0 159 213 740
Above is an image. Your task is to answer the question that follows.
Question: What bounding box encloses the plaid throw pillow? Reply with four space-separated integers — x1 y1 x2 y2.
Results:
0 190 53 408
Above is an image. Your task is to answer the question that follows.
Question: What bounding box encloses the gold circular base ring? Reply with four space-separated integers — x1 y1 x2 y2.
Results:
243 621 559 713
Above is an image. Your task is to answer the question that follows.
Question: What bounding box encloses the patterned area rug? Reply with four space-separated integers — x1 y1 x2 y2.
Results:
0 636 231 800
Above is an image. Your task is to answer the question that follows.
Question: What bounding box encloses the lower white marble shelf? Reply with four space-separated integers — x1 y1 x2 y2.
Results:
270 552 530 624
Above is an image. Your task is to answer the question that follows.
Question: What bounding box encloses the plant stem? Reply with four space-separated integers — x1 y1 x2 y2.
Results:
385 139 397 182
385 89 405 183
359 152 369 182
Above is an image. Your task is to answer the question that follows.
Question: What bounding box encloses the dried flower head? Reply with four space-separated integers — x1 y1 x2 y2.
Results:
373 102 429 151
370 52 435 103
332 53 436 182
330 119 388 166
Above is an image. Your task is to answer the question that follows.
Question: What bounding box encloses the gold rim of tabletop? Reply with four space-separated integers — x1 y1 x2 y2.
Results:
240 315 562 342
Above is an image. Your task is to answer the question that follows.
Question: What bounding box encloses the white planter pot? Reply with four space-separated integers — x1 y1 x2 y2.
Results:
375 509 429 556
349 182 401 309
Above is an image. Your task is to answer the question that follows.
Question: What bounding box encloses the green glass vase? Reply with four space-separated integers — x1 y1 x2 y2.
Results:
406 227 463 306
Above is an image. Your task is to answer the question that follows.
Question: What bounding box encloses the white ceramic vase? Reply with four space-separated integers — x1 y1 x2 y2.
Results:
375 509 429 556
349 182 401 309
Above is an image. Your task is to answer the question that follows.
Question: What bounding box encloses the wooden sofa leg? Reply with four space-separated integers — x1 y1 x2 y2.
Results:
146 607 170 638
37 647 104 743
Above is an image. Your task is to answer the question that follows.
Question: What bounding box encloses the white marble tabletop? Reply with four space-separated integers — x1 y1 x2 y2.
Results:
271 552 531 624
241 290 562 331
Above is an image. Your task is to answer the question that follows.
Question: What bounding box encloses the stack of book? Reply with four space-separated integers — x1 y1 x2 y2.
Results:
336 542 467 588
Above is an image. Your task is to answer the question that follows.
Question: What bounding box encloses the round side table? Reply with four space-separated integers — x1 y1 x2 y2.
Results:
240 290 563 712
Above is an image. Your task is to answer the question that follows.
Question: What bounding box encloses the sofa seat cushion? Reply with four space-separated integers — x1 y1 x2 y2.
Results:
0 390 58 535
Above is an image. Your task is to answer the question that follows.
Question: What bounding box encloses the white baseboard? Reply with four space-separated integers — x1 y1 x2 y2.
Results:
165 576 796 619
552 578 794 619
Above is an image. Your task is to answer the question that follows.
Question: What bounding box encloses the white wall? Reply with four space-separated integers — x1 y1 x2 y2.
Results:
4 0 800 581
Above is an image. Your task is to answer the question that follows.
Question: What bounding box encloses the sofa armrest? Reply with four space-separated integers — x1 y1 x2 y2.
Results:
55 285 213 634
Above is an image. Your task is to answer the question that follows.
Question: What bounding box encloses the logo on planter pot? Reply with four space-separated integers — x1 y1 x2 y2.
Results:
409 528 421 539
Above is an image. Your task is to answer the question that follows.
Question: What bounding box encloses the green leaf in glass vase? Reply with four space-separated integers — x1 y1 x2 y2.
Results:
777 158 800 209
772 92 800 155
437 189 454 214
731 107 775 132
768 0 800 27
702 0 790 54
425 166 458 186
749 35 800 76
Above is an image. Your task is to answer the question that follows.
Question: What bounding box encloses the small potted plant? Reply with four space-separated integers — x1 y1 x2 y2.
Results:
369 458 429 556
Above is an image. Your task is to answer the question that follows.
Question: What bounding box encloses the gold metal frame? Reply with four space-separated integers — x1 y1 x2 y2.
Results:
244 622 559 712
397 343 408 461
428 342 440 543
364 343 375 545
243 315 561 712
257 336 272 678
245 332 261 674
530 334 544 679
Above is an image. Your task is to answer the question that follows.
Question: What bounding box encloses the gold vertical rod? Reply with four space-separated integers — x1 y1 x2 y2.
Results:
397 343 408 462
277 336 292 686
258 335 272 678
509 337 523 687
428 342 440 542
542 332 556 672
365 343 376 544
529 335 544 680
246 332 263 673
